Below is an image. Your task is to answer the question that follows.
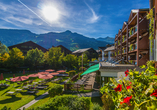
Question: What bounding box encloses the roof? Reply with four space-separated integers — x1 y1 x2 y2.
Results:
8 41 47 52
99 47 106 51
72 48 92 54
57 45 72 53
104 46 115 52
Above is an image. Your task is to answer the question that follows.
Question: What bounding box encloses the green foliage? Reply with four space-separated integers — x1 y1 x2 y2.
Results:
146 60 155 67
29 95 91 110
63 54 78 70
92 103 102 110
147 7 155 55
129 27 134 36
1 106 12 110
25 48 45 69
130 44 133 51
91 58 97 62
79 67 86 71
48 84 63 97
46 47 64 70
0 41 9 55
100 64 157 109
69 70 76 78
7 47 24 70
78 54 89 67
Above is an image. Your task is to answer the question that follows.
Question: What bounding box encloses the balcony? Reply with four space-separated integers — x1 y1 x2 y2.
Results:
128 43 137 53
129 25 137 37
110 53 115 57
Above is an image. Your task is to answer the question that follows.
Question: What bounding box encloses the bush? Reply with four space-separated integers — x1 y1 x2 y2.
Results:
1 106 12 110
92 103 102 110
79 67 86 71
100 64 157 109
48 84 63 97
69 70 76 77
146 60 155 67
29 95 91 110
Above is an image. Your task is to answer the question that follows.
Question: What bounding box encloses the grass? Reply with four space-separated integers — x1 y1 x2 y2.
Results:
27 96 103 110
0 72 69 110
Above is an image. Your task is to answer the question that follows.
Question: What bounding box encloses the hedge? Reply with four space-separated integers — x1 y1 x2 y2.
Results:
29 95 91 110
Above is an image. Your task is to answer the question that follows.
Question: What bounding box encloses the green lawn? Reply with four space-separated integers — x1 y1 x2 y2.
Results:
0 72 69 110
27 96 103 110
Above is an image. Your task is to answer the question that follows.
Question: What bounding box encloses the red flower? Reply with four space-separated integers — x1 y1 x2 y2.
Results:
120 96 132 106
125 69 129 77
126 86 131 90
114 84 122 92
129 82 132 84
150 89 157 97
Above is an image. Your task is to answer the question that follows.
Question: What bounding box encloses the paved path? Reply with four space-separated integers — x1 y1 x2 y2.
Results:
19 78 70 109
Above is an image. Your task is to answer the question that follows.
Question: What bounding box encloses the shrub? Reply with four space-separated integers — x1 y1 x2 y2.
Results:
29 95 91 110
100 65 157 109
79 67 86 71
1 106 12 110
146 60 155 67
92 103 102 110
69 70 76 77
48 84 63 97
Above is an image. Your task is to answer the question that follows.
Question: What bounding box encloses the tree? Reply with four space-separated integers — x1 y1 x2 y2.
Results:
0 41 9 55
8 47 24 70
78 53 89 68
25 48 45 70
47 47 64 70
1 53 10 67
63 54 78 70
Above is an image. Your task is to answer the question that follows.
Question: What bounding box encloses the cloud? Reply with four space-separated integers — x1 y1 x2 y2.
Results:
84 2 100 23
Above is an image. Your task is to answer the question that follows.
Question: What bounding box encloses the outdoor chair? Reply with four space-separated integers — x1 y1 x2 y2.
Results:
23 82 27 86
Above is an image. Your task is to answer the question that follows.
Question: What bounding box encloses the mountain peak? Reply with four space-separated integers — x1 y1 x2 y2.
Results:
64 30 72 33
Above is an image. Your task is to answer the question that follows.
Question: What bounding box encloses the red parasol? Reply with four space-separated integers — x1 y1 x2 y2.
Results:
0 73 3 80
57 70 66 73
28 73 40 77
50 72 59 75
39 74 53 79
38 72 50 75
23 69 25 75
13 74 15 78
45 69 55 72
11 76 29 82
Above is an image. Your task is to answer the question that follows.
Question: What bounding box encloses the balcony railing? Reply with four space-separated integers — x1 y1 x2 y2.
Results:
129 42 137 52
129 25 137 37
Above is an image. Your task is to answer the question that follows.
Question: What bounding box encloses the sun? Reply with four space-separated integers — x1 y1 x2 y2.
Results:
42 6 59 22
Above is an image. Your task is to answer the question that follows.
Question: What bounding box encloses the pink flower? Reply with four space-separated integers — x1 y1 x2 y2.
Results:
125 69 129 77
114 84 122 92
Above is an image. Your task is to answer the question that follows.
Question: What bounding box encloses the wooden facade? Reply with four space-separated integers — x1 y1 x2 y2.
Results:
8 41 48 54
115 9 149 66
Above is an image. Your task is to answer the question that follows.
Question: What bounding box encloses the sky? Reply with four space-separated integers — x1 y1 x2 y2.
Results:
0 0 149 38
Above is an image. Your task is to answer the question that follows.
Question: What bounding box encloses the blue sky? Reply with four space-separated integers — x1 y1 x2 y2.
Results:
0 0 149 38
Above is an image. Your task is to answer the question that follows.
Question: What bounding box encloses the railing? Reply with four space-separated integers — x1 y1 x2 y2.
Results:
129 25 137 37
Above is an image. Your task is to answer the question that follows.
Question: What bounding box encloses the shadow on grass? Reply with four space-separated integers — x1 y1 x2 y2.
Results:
91 97 103 107
1 90 10 96
0 95 21 104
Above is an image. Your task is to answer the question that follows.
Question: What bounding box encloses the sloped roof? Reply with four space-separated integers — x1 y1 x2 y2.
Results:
72 48 91 53
104 46 115 52
99 47 106 51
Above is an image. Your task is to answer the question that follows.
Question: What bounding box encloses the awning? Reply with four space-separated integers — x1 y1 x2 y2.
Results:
81 64 99 76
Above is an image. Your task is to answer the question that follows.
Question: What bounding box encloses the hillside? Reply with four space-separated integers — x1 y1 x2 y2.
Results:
0 29 114 51
96 36 115 44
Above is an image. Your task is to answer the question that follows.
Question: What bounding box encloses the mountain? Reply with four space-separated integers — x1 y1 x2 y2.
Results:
96 36 115 44
0 29 113 51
